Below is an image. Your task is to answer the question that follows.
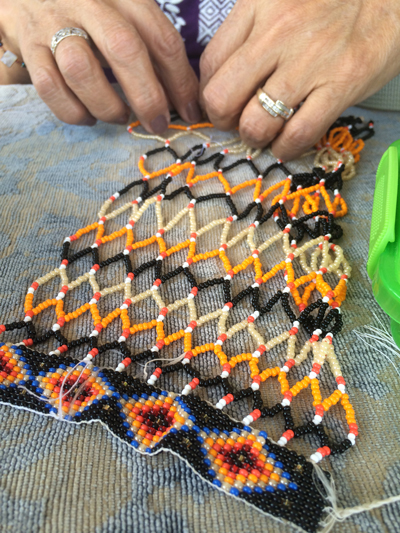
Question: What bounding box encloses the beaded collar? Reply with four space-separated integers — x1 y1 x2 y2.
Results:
0 117 373 532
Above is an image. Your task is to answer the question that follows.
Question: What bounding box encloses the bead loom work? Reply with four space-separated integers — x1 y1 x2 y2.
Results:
0 118 373 532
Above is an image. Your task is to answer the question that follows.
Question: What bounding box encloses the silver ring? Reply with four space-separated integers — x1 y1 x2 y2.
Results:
256 88 294 120
51 27 90 56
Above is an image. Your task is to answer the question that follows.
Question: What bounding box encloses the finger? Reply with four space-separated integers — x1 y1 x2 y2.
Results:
54 36 130 124
122 3 201 123
202 37 277 131
81 3 170 134
271 86 345 161
199 1 254 104
22 43 96 125
238 72 311 149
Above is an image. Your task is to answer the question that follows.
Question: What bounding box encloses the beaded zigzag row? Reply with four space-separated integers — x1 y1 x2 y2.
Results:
0 119 371 474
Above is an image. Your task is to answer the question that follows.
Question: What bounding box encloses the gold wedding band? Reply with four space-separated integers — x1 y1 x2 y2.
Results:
256 88 294 120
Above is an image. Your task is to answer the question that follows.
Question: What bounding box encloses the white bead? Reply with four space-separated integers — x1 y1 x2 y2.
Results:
24 316 32 322
181 385 192 395
113 192 120 199
277 437 287 446
338 384 346 393
281 399 291 407
89 298 97 305
216 399 226 409
348 433 356 445
182 358 190 365
116 363 125 372
120 304 128 310
221 371 229 379
89 330 99 337
27 287 35 294
52 324 60 331
309 371 317 379
151 346 159 352
310 452 323 463
118 336 126 342
313 415 322 425
281 366 290 373
251 383 259 391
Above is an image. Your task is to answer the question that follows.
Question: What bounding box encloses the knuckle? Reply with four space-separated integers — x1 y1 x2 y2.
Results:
156 27 184 61
32 66 59 100
284 120 314 151
240 118 270 146
105 28 143 65
203 83 230 121
57 43 93 83
135 88 164 115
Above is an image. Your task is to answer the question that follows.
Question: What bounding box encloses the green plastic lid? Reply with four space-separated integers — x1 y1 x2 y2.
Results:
367 139 400 347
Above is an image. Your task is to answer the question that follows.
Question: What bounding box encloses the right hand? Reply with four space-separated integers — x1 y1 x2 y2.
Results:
0 0 201 131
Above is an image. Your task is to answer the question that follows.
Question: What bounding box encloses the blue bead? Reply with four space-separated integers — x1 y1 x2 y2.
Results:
197 436 204 444
141 393 149 400
277 483 286 491
98 372 104 377
10 345 18 350
200 448 207 456
64 415 72 421
112 393 120 399
69 363 75 367
123 422 129 428
84 406 90 411
35 388 43 394
119 412 126 419
39 371 46 376
10 383 17 388
230 487 240 496
146 447 152 453
93 399 99 405
20 357 27 362
204 458 211 466
243 425 252 432
151 392 158 397
265 486 275 493
275 461 283 469
132 394 139 401
170 428 178 434
192 425 200 433
116 402 122 409
188 415 196 422
268 453 276 460
131 440 139 448
109 386 116 391
15 349 22 355
51 407 58 414
243 486 252 494
254 486 263 494
49 367 56 372
263 444 270 451
282 472 291 479
208 469 216 478
102 395 109 400
45 403 52 410
0 385 5 390
127 430 134 438
232 427 241 434
203 427 210 435
223 430 230 436
289 482 298 490
212 479 222 488
122 394 129 401
93 367 99 372
259 431 268 439
26 370 33 375
212 428 220 434
161 390 168 396
181 425 189 432
59 364 66 369
75 412 81 417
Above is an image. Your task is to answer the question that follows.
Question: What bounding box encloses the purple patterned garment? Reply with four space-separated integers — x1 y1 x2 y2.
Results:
104 0 236 81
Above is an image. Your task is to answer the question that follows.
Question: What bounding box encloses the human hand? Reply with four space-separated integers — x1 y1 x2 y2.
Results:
0 0 201 131
199 0 400 160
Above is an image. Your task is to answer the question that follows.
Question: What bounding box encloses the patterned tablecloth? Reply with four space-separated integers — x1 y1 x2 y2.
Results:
0 85 399 533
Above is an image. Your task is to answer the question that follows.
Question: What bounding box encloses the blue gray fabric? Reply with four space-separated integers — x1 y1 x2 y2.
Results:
0 85 400 532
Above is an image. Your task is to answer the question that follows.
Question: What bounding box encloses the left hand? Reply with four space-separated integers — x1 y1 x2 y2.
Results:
199 0 400 160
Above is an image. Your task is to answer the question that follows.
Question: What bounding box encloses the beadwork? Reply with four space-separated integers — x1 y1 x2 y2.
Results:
0 116 373 532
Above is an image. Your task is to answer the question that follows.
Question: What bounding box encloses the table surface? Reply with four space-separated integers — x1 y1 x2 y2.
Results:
0 84 400 533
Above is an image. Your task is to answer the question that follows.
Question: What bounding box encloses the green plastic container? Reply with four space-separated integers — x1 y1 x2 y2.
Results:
367 139 400 347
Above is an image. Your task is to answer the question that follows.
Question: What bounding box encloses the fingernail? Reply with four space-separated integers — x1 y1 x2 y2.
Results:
150 114 169 135
186 100 202 123
81 117 97 127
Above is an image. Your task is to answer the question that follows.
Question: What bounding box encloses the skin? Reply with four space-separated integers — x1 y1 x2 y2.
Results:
1 0 400 157
0 0 202 132
200 0 400 160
